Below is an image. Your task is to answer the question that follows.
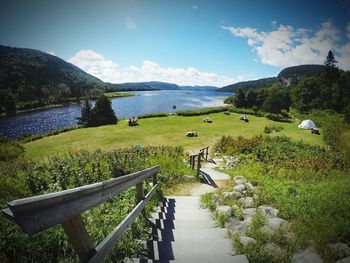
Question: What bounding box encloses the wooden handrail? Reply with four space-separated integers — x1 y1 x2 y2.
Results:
188 146 209 177
2 165 160 263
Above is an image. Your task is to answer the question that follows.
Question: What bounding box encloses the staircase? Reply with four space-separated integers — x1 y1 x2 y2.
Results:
128 196 248 263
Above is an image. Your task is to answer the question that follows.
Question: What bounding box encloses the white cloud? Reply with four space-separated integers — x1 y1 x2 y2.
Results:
68 50 239 86
222 21 350 70
192 4 198 10
46 50 56 56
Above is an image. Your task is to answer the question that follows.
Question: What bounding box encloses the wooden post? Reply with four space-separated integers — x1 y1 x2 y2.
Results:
152 173 157 186
62 214 96 263
136 182 146 217
196 154 201 177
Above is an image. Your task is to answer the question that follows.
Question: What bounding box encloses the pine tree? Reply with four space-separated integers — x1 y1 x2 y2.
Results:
4 94 16 116
324 50 337 68
233 89 246 108
77 99 94 127
92 95 117 126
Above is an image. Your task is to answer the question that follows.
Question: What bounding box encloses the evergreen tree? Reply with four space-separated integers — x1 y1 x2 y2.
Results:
4 94 16 116
233 89 246 108
262 87 290 114
245 90 258 108
92 95 117 126
324 50 337 68
77 99 94 127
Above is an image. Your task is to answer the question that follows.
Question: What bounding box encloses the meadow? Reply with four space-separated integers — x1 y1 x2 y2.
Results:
24 112 323 160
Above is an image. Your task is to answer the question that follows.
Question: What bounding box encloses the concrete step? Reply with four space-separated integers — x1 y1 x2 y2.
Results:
147 228 228 242
126 254 249 263
200 168 230 180
149 219 216 229
145 239 233 261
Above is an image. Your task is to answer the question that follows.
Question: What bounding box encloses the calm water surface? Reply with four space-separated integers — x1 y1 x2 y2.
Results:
0 90 231 139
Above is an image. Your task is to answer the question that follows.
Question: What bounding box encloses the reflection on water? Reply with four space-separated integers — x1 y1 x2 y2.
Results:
0 90 231 139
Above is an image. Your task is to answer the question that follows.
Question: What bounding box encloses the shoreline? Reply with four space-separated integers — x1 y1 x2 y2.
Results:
0 92 138 118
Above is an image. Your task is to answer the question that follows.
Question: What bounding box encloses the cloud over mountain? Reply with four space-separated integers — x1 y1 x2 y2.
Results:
222 21 350 70
68 50 240 86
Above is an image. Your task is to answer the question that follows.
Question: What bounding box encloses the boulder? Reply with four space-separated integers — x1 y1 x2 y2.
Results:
261 217 289 234
245 182 255 191
239 235 257 246
239 197 255 208
216 205 232 216
235 179 248 185
258 205 279 217
263 243 284 257
243 208 257 218
223 192 237 199
225 218 251 233
327 243 350 261
234 176 246 181
292 247 323 263
234 184 246 192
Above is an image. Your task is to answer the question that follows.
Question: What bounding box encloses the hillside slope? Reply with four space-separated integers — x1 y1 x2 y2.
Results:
218 64 325 92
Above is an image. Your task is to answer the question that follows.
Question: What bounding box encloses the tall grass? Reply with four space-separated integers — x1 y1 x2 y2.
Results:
215 135 350 262
0 145 193 262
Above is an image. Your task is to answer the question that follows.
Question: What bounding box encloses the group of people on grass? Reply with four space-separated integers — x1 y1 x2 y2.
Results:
128 117 138 126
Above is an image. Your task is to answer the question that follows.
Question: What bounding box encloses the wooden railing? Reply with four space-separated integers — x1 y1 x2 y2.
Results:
189 146 209 177
2 165 160 263
199 146 209 161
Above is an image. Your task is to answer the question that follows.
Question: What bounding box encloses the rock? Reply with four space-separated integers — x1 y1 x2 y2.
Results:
223 192 236 199
243 208 257 218
263 243 284 257
327 243 350 260
258 205 279 217
284 232 295 242
235 179 248 185
335 256 350 263
239 235 257 246
231 255 249 263
225 218 251 233
261 217 289 234
216 205 232 216
239 197 255 208
234 176 246 181
245 182 255 191
292 247 323 263
234 184 246 192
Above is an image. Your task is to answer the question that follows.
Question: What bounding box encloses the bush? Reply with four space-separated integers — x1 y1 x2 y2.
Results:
0 145 191 262
214 135 263 156
137 112 170 119
0 137 24 161
176 107 228 116
263 125 283 134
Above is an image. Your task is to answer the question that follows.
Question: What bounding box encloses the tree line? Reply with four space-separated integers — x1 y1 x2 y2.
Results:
228 51 350 119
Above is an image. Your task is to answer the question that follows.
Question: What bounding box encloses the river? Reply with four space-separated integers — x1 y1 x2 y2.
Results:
0 90 231 139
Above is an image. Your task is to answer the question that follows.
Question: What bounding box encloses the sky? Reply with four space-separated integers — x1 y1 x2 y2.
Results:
0 0 349 87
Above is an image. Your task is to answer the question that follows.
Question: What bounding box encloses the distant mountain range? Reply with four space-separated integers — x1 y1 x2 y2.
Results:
0 44 329 114
218 64 326 93
118 81 218 91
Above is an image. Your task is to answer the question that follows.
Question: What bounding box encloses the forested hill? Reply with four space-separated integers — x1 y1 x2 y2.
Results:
0 45 109 102
218 64 326 92
219 77 278 92
277 64 326 86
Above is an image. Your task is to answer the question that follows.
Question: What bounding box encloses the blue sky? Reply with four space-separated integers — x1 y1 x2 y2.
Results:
1 0 349 87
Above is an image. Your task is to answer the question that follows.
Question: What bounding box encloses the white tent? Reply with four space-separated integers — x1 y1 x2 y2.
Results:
298 119 317 130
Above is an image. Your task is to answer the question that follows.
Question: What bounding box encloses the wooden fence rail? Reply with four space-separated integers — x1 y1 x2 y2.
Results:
189 146 209 177
2 165 160 263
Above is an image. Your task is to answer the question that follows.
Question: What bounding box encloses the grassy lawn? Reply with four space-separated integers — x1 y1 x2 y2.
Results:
104 92 137 98
24 112 324 160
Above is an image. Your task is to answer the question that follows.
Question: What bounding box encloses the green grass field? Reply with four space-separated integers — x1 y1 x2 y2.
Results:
24 112 323 160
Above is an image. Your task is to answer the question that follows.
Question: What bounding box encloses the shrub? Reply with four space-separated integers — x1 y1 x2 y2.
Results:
263 125 283 134
137 112 170 119
176 107 228 116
